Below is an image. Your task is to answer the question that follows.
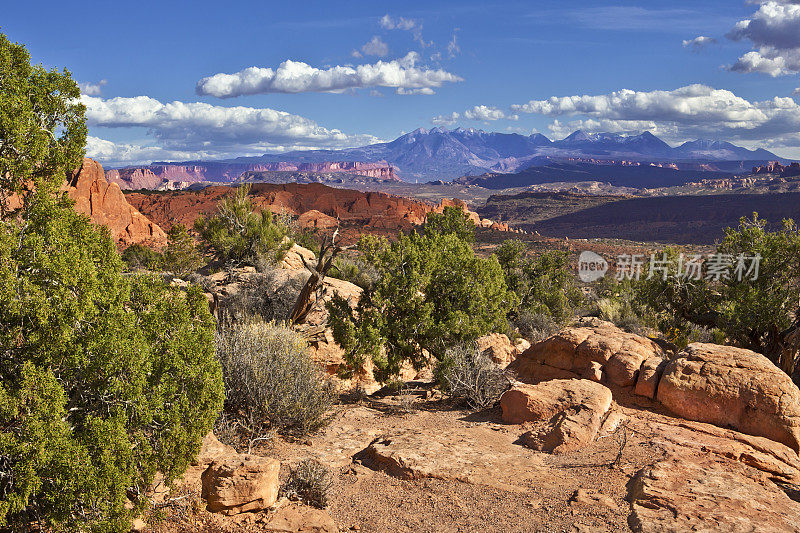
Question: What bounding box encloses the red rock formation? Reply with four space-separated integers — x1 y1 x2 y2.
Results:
125 182 516 237
65 158 167 247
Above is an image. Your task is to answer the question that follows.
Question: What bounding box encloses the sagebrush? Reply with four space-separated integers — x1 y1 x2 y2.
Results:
215 320 334 437
281 459 333 509
435 343 511 410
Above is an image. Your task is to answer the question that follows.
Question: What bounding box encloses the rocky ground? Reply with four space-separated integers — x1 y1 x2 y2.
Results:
147 370 800 532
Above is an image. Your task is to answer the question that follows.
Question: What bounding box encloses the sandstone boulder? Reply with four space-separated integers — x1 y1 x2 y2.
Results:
657 343 800 453
201 455 281 515
297 209 338 230
501 379 613 453
476 333 518 367
508 320 663 387
194 432 237 467
280 241 317 271
628 455 800 532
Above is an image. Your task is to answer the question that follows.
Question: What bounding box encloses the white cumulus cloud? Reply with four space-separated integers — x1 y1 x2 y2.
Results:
195 52 461 98
432 105 518 126
464 105 517 121
727 1 800 75
431 112 460 126
81 95 382 166
682 36 717 51
511 84 800 149
358 35 389 57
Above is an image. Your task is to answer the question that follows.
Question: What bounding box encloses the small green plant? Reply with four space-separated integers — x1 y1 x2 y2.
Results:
331 255 379 290
435 343 511 410
121 243 164 271
215 320 335 437
281 459 333 509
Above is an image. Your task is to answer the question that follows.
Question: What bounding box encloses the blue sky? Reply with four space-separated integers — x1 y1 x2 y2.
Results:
4 0 800 164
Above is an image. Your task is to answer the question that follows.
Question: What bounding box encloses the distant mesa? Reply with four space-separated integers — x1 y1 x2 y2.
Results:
107 161 399 190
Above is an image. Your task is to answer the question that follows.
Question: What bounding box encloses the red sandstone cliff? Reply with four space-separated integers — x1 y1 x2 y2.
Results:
66 159 167 247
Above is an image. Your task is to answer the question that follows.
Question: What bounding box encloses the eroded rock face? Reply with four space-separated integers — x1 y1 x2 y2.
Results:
125 182 514 238
297 209 338 230
657 343 800 453
280 241 318 271
508 319 664 388
628 455 800 532
633 356 667 400
65 158 167 246
501 379 613 453
201 455 280 515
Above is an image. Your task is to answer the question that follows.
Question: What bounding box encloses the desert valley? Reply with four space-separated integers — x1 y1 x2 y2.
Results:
5 1 800 532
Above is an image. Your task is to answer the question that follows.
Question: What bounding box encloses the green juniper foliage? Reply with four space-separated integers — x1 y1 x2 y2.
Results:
636 214 800 371
194 184 292 267
0 33 223 531
496 239 583 323
328 209 516 382
0 33 86 215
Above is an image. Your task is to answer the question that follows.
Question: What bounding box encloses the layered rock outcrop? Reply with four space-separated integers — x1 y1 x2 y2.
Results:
512 320 800 457
65 158 167 246
628 455 800 532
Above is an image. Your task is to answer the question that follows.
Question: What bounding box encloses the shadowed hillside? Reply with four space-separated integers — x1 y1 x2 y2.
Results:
524 192 800 244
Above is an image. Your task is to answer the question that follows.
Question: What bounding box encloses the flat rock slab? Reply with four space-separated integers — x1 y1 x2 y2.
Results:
355 426 548 492
628 455 800 532
264 503 339 532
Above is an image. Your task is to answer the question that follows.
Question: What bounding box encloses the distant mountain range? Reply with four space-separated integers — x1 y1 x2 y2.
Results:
117 128 788 186
201 128 784 182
